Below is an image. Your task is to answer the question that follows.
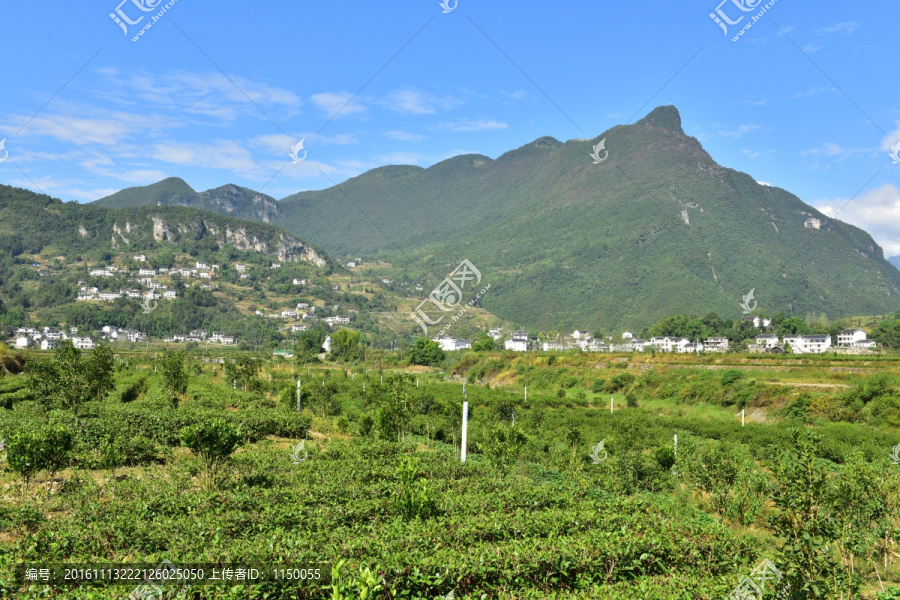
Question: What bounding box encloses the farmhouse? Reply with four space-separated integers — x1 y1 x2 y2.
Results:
504 332 529 352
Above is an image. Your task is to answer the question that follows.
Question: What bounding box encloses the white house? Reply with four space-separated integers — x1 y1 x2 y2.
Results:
742 316 772 328
210 332 235 344
138 268 156 277
199 272 212 279
347 261 356 268
282 310 299 319
235 264 247 273
433 335 471 352
648 337 690 352
270 263 281 269
679 342 704 353
293 279 307 285
291 324 308 332
163 290 177 299
195 262 209 270
704 336 729 352
504 331 529 352
15 336 31 348
630 338 649 352
297 302 309 309
43 327 65 340
489 327 502 341
783 334 833 354
838 329 868 347
755 334 780 349
99 292 123 301
133 255 147 262
72 337 95 350
40 339 59 350
621 331 634 340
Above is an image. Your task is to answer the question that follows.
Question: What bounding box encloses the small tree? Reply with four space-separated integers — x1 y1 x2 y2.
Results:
180 420 242 490
158 350 189 402
225 356 260 392
330 328 365 362
6 425 73 496
471 334 498 352
85 344 115 402
408 338 444 367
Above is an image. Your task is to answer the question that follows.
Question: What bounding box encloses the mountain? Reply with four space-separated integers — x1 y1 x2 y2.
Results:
88 106 900 332
889 256 900 270
272 106 900 331
0 184 326 266
95 178 280 223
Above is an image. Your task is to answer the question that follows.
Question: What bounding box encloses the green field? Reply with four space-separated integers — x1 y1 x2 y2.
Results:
2 345 900 599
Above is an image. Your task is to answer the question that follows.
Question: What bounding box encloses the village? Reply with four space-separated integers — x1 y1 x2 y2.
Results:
431 321 879 355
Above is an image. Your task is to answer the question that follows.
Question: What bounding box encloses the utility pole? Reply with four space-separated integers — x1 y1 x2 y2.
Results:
461 389 468 463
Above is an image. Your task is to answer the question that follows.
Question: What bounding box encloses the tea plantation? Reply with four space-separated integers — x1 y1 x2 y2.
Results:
2 345 900 599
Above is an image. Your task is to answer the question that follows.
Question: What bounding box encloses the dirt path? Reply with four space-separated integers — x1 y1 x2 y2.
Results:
761 381 850 389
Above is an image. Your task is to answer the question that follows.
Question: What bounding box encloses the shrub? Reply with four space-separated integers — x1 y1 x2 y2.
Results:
720 369 746 387
180 420 242 490
394 455 436 520
6 425 73 494
592 379 605 393
563 376 579 389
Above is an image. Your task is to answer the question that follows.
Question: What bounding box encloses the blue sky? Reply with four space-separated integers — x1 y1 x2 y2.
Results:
1 1 899 254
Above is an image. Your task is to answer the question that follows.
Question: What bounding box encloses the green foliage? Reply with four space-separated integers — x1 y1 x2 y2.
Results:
6 425 73 492
180 419 242 489
470 333 498 352
409 338 444 367
720 369 746 387
330 328 365 362
296 326 328 363
330 559 383 600
157 350 188 400
394 454 436 520
770 430 859 598
24 340 114 414
224 355 260 392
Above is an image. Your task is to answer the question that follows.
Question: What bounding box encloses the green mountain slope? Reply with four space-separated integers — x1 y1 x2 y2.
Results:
274 106 900 331
95 178 280 223
0 184 326 267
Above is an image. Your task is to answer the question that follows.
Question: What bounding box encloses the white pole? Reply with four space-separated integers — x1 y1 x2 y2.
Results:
233 379 236 389
742 408 745 427
417 379 419 388
524 385 527 402
381 374 383 384
296 380 301 412
674 433 678 457
610 395 614 414
461 395 469 463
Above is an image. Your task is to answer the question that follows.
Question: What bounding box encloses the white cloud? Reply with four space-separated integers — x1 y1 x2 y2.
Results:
386 130 427 142
95 68 302 121
382 89 435 115
801 142 873 162
793 87 837 98
148 140 263 178
814 22 859 35
379 88 462 115
310 92 366 117
437 119 508 132
881 122 900 152
802 44 821 53
813 184 900 256
720 124 760 139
